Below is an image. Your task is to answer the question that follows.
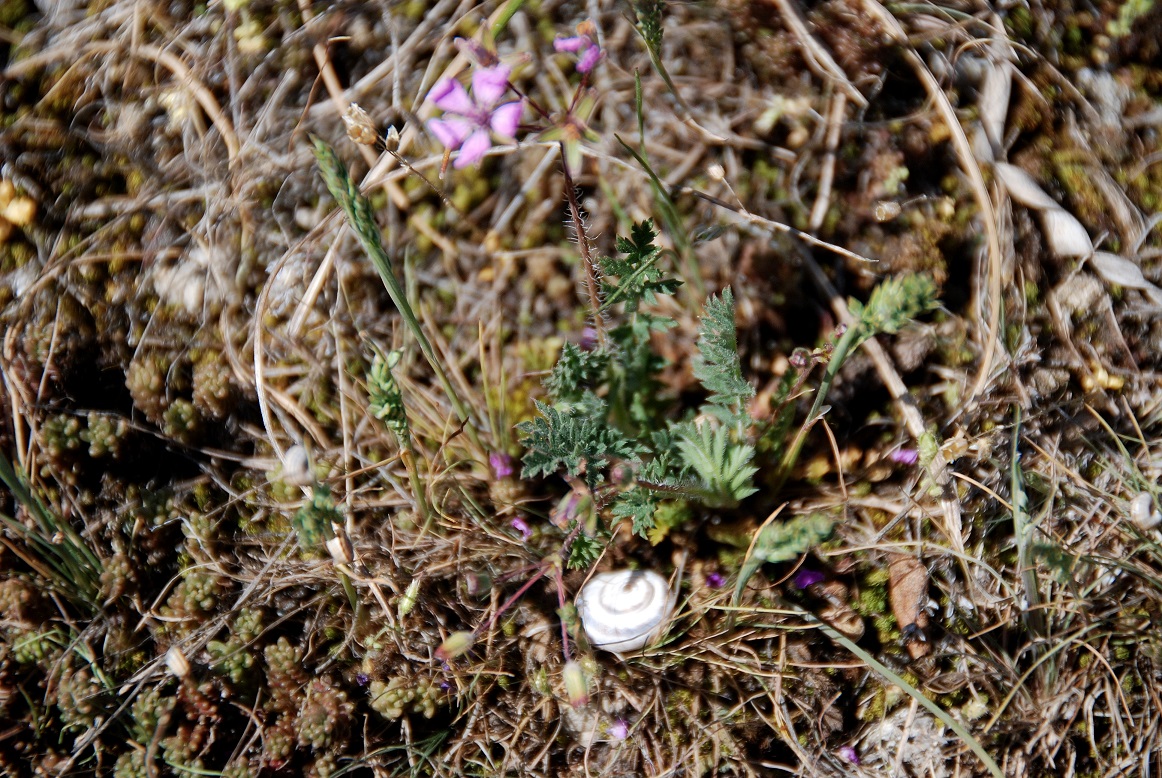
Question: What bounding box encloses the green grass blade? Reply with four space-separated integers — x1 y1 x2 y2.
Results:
312 138 480 453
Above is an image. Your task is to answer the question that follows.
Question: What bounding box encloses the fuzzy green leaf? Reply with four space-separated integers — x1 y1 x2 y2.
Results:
546 344 608 404
693 289 754 427
612 487 659 538
567 533 604 570
674 422 758 509
518 401 639 490
599 220 682 312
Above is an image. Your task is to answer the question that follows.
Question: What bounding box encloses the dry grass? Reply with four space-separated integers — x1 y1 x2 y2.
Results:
2 0 1162 775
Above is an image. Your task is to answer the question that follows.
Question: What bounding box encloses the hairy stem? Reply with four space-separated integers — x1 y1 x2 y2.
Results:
561 155 607 347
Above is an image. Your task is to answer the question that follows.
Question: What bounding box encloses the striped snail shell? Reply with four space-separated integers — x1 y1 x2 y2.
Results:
577 569 674 653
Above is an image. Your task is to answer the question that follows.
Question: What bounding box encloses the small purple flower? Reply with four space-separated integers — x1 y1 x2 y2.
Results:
511 516 532 541
608 719 629 740
889 448 919 466
490 451 515 479
427 65 522 168
705 571 726 589
554 22 602 73
355 672 369 686
838 745 860 764
792 568 826 590
579 326 599 351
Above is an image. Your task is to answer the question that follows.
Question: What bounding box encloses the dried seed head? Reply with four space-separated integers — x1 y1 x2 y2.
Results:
343 103 379 146
874 200 901 222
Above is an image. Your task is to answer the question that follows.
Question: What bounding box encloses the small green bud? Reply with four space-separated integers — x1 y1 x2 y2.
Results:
435 631 475 662
398 579 420 618
563 660 589 708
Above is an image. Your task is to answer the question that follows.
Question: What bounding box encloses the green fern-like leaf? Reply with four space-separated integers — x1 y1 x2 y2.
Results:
848 273 940 346
693 289 754 427
518 401 639 490
546 344 608 404
568 533 604 570
612 487 659 538
599 220 682 312
675 423 758 508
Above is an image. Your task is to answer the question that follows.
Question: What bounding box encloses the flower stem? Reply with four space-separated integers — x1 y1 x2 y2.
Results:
771 321 862 492
560 158 606 348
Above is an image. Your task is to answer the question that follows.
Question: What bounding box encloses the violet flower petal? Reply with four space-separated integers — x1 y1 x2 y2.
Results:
890 448 919 465
472 65 511 108
554 35 589 53
428 117 471 150
608 719 629 740
454 128 492 168
577 46 602 73
429 78 474 115
490 101 522 138
792 568 826 589
490 451 514 479
511 517 532 541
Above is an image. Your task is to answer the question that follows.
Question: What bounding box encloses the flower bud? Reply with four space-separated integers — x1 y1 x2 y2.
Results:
435 631 475 662
463 571 492 599
398 579 420 618
562 660 589 708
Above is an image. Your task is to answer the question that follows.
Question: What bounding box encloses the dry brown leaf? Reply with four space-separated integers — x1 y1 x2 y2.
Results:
815 580 865 640
889 554 931 659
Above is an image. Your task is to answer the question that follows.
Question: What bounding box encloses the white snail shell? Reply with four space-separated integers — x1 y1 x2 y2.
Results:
577 570 674 653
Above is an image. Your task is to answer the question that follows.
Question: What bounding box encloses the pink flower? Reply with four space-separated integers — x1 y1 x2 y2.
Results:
511 516 532 541
608 719 629 740
490 451 515 479
889 448 919 466
554 21 602 73
427 65 522 168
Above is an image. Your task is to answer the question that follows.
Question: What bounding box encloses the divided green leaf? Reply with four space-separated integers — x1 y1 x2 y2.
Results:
693 288 754 427
599 220 682 312
518 401 639 490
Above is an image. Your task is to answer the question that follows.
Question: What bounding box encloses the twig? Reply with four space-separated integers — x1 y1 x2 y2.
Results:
763 0 867 107
797 250 967 560
809 92 846 232
859 0 1005 407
